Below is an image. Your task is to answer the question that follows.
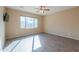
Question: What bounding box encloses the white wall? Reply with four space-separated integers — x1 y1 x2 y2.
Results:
0 7 5 49
44 7 79 40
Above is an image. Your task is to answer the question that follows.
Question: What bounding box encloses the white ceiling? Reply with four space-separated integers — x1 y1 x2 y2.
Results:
6 6 76 16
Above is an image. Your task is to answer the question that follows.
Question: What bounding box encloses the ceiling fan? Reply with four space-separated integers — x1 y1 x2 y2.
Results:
36 6 50 13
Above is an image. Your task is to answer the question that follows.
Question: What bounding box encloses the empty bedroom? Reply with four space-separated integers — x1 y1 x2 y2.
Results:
0 6 79 52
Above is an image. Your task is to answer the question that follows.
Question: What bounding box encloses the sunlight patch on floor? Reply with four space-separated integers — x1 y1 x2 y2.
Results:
12 37 33 52
3 35 42 52
33 35 42 50
4 40 20 52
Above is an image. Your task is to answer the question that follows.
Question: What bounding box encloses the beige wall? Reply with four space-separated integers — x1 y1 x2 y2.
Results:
0 7 5 49
44 7 79 40
6 8 44 39
6 7 79 40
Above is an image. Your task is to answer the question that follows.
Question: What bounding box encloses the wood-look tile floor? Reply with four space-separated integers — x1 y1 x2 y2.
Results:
3 33 79 52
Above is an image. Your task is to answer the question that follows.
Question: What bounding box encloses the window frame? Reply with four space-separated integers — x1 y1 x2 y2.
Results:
20 16 38 29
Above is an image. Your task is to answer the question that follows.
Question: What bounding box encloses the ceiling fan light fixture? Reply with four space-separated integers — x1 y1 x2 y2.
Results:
39 6 49 13
41 6 47 9
39 10 44 13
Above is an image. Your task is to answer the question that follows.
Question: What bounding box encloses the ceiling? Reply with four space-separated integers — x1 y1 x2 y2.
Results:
6 6 76 16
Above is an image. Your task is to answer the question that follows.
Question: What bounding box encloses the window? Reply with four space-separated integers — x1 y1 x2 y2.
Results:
20 16 38 29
